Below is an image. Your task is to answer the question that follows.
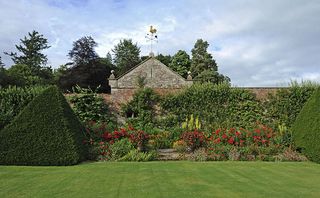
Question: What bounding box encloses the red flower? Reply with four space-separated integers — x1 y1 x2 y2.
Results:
215 129 221 135
128 125 135 131
235 131 241 136
214 138 221 143
228 137 234 145
255 129 261 134
102 132 113 141
222 134 228 139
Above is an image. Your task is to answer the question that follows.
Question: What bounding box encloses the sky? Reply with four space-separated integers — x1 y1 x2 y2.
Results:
0 0 319 86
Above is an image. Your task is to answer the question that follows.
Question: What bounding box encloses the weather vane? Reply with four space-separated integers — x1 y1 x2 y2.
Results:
145 25 158 56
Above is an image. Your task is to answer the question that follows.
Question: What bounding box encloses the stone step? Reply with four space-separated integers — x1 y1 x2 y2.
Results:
157 149 180 160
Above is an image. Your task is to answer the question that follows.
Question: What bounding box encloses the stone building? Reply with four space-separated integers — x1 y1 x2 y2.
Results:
108 56 193 107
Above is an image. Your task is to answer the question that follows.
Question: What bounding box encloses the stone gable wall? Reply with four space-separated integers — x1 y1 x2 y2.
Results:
110 58 192 89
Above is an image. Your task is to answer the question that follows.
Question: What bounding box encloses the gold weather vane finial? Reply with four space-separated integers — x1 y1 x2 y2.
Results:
145 25 158 56
149 25 157 34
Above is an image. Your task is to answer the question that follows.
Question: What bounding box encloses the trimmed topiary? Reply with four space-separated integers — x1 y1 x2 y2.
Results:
292 88 320 163
0 86 88 166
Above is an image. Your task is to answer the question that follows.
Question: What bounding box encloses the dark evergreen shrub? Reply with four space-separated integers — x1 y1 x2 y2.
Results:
292 88 320 163
0 86 88 165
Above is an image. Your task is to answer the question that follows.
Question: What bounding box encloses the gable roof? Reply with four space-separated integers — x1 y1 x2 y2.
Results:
115 57 187 81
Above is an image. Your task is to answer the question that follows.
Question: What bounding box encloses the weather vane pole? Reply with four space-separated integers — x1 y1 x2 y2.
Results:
145 25 158 56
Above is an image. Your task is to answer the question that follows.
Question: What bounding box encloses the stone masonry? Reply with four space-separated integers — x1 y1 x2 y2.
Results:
108 57 193 108
109 57 193 89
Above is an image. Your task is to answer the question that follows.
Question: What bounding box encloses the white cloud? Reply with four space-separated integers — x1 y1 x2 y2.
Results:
0 0 319 86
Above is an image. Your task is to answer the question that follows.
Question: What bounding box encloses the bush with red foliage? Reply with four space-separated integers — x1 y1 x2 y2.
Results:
181 130 206 151
207 124 277 147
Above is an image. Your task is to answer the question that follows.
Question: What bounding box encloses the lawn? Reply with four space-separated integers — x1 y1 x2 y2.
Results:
1 161 320 198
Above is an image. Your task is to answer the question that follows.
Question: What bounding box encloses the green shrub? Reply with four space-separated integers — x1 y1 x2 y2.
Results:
292 88 320 163
265 81 318 129
172 140 188 153
119 149 157 161
69 85 114 123
161 83 265 129
122 88 160 129
110 138 134 160
148 131 174 149
0 86 88 166
0 86 46 130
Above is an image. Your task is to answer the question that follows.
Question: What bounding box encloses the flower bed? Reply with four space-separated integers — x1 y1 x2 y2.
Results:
84 121 306 162
84 123 151 161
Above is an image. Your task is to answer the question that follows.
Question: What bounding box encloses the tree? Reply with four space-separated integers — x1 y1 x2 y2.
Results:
4 30 50 73
194 69 230 84
106 52 113 65
190 39 230 84
57 58 112 93
0 57 9 87
112 39 140 75
156 54 172 66
0 56 4 68
53 64 68 84
190 39 218 77
141 55 149 62
169 50 191 78
68 36 99 65
59 36 113 92
6 64 41 86
3 31 54 86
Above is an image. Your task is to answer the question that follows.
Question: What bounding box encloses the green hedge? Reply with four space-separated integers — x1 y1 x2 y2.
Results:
121 88 160 129
0 86 88 166
68 86 115 124
161 83 265 129
265 81 317 129
0 86 46 130
292 88 320 163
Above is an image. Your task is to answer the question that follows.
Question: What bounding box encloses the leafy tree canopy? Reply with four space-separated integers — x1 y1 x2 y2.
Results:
112 39 141 75
4 30 50 72
68 36 99 65
57 58 112 93
194 69 230 84
169 50 191 78
190 39 218 77
156 54 172 66
0 56 4 68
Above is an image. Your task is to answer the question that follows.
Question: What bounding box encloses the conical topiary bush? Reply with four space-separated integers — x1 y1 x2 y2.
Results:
0 86 88 165
292 88 320 163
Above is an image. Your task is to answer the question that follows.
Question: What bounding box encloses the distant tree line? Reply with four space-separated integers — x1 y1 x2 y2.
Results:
0 30 230 92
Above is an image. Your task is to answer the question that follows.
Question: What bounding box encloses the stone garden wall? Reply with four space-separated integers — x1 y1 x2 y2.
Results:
95 87 285 112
